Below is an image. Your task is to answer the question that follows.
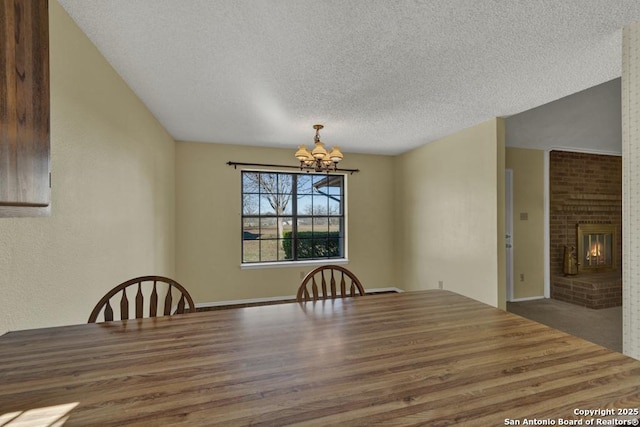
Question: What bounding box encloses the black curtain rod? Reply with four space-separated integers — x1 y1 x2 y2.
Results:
226 161 359 174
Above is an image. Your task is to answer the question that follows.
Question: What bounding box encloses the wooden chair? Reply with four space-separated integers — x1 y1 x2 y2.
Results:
296 265 365 302
88 275 196 323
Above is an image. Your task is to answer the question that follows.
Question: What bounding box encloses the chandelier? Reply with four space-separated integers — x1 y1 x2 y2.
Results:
294 124 344 172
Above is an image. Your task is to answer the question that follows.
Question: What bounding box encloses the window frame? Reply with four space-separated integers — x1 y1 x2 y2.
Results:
239 169 348 269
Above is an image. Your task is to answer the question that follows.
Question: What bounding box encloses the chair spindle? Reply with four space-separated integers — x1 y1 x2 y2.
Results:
135 282 144 318
164 284 173 315
104 300 114 321
150 281 158 317
120 289 129 320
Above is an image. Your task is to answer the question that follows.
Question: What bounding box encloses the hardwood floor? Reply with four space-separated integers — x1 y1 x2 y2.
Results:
2 291 639 426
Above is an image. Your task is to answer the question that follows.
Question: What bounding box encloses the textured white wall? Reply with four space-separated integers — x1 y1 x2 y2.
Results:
0 2 176 335
622 22 640 359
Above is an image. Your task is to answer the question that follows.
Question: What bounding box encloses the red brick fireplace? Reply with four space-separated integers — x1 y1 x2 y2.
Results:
549 150 622 309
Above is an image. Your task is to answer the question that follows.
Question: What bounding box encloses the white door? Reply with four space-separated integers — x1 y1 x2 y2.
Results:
505 169 514 301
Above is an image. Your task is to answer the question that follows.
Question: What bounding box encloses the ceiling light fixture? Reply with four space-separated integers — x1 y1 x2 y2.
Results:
294 124 343 172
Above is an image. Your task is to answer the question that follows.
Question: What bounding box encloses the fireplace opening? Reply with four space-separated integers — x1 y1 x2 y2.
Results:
576 224 617 273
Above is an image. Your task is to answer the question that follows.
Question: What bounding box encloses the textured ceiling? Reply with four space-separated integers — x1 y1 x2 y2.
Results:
57 0 640 155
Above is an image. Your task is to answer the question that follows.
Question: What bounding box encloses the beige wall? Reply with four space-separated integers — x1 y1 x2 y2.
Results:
0 1 512 333
622 21 640 359
175 142 396 303
0 1 176 335
394 118 505 308
505 148 545 299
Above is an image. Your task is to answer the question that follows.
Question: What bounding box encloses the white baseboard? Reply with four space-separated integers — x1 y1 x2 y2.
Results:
195 287 404 309
508 296 546 302
368 287 404 294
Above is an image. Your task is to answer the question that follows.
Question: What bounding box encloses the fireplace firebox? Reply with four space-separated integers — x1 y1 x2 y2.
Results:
576 224 617 273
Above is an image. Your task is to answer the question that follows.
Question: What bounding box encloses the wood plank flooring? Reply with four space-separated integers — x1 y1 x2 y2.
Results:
1 290 639 426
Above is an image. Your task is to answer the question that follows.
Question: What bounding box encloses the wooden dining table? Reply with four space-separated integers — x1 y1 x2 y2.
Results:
1 290 640 426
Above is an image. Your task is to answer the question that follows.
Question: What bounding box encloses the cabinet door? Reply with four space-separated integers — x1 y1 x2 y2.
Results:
0 0 50 210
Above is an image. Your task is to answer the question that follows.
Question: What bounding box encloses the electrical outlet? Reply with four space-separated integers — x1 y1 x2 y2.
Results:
520 273 525 282
438 280 444 289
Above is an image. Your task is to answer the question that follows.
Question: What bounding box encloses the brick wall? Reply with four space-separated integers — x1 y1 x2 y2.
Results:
549 150 622 277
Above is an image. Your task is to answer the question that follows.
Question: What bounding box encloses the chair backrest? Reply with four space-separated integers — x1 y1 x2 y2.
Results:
296 265 365 302
88 275 196 323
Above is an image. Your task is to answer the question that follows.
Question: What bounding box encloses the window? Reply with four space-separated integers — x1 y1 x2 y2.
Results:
241 171 345 264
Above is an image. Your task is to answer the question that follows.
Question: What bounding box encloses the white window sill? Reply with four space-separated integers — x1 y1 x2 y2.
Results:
240 259 349 270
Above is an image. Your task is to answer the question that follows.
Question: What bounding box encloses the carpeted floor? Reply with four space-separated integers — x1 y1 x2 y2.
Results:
507 298 622 353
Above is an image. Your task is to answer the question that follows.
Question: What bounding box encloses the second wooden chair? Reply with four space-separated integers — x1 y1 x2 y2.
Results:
296 265 365 302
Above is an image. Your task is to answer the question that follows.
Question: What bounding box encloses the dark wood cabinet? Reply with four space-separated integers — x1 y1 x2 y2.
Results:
0 0 50 217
